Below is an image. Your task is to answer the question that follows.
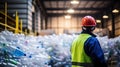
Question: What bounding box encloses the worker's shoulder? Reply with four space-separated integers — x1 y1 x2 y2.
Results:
87 36 98 42
85 36 100 47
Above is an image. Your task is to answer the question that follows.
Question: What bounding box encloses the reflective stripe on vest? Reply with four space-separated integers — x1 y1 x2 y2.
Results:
71 34 92 67
72 62 93 67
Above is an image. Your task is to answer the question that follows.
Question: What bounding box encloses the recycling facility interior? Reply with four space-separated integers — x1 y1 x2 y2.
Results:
0 0 120 67
0 0 119 37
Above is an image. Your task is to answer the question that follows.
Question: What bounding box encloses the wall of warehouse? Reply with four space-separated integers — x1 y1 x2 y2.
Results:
107 15 120 37
47 16 101 34
0 0 45 34
47 16 82 34
0 0 33 31
47 15 120 36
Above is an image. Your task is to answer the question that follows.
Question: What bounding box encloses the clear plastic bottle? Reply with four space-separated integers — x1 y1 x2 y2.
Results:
1 43 26 57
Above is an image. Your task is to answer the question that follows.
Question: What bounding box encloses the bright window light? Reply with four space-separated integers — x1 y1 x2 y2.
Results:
67 9 75 13
71 1 79 4
65 15 71 19
112 9 119 13
103 15 108 19
96 20 101 23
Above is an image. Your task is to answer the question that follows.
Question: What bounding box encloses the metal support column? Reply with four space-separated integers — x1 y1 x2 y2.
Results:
101 18 104 28
111 13 115 38
15 11 19 34
45 16 48 29
20 20 23 33
41 14 43 30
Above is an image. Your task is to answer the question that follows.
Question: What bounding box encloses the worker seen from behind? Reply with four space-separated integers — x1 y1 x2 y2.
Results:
71 16 107 67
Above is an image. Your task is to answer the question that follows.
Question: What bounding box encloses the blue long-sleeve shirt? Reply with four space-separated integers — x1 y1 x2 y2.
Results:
81 31 108 67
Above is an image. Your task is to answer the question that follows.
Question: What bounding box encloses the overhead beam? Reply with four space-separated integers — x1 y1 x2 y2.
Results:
46 8 106 11
47 13 96 17
44 0 111 1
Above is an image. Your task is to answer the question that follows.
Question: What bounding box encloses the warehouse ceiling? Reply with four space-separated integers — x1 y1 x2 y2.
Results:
38 0 119 18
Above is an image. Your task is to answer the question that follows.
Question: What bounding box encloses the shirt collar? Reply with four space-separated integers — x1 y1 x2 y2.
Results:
81 30 96 37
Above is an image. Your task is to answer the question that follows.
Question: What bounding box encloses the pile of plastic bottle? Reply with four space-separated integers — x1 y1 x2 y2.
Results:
0 30 120 67
97 36 120 67
0 31 76 67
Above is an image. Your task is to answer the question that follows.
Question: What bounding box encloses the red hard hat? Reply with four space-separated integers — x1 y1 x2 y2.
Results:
81 16 96 26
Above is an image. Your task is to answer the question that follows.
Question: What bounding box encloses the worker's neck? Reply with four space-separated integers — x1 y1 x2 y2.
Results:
81 30 96 37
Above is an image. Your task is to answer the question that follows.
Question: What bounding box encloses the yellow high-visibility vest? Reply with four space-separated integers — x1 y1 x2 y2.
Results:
71 34 93 67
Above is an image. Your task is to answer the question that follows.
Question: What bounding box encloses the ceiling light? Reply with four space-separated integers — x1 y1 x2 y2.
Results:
103 15 108 19
96 20 101 23
112 9 119 13
67 9 75 13
65 15 71 19
71 1 79 4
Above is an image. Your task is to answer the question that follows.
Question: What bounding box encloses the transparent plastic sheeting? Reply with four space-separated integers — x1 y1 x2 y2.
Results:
0 31 120 67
